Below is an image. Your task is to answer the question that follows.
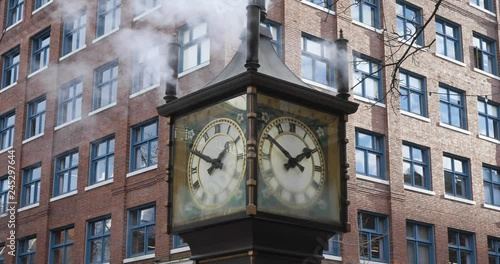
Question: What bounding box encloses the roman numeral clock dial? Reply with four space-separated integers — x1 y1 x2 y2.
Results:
258 117 325 209
188 118 246 210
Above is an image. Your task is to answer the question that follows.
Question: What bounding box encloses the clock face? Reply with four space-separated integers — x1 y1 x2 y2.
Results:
187 118 246 210
258 117 325 209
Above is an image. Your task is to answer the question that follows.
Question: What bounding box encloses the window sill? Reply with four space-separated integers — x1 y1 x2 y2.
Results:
133 5 162 21
0 146 13 155
89 102 117 116
351 20 384 34
404 185 435 196
85 179 113 191
18 202 39 212
22 133 44 145
54 117 82 131
130 84 159 99
50 190 78 202
398 38 428 51
165 259 193 264
302 79 336 92
27 66 48 79
0 213 7 218
359 260 388 264
0 82 17 94
171 246 190 254
32 0 53 15
323 254 342 261
401 111 430 123
93 27 120 44
123 253 155 263
483 203 500 211
353 95 386 108
356 174 389 185
478 134 500 144
469 3 496 16
5 20 22 32
443 194 475 205
438 122 471 135
127 164 158 178
60 45 87 61
179 61 210 78
473 67 500 80
434 53 465 67
300 0 335 15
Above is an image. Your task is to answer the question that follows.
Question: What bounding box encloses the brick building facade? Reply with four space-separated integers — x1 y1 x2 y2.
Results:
0 0 499 263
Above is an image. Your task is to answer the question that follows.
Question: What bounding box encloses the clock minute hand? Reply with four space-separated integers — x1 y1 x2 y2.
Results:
267 135 305 172
295 148 318 162
266 135 292 159
190 149 216 164
208 141 230 175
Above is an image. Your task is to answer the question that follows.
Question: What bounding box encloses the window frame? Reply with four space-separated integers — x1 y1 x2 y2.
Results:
172 235 187 249
358 211 389 262
489 236 500 264
90 136 115 185
353 53 382 101
262 20 282 58
478 98 500 140
134 0 159 16
306 0 334 10
471 0 494 12
0 243 4 264
396 1 423 45
403 142 431 190
2 46 20 89
25 96 46 139
399 70 427 116
323 234 340 256
0 177 8 214
301 34 334 87
86 216 111 264
127 204 156 257
6 0 24 27
93 60 118 110
179 21 210 73
132 46 160 94
0 111 15 151
443 154 471 199
31 28 51 73
436 17 462 61
96 0 121 37
473 33 498 75
483 165 500 206
355 129 385 179
58 79 83 125
17 236 36 264
21 164 41 207
62 10 87 56
439 85 467 129
130 119 158 172
448 229 476 264
352 0 380 28
50 226 74 264
406 221 435 264
34 0 51 10
53 150 79 197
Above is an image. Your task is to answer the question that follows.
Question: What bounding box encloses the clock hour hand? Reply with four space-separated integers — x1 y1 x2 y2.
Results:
190 149 222 175
208 141 230 175
267 135 305 172
295 148 318 162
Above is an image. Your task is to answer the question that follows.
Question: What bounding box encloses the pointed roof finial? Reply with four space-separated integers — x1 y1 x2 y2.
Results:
339 29 344 39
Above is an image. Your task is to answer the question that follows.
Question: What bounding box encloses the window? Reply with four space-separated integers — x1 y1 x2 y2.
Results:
86 217 111 264
484 165 500 207
130 119 158 172
439 85 466 129
0 177 8 214
172 235 187 249
58 79 82 125
62 10 87 56
306 0 334 10
436 18 462 61
473 34 497 75
31 29 50 73
134 0 159 16
21 165 41 207
355 130 385 179
26 97 46 139
396 2 423 45
471 0 494 12
179 22 210 73
443 155 471 199
18 237 36 264
50 227 74 264
403 143 430 190
34 0 50 10
0 111 15 151
448 229 475 264
489 237 500 264
353 53 382 101
358 212 388 262
93 61 118 110
132 46 160 94
6 0 24 27
97 0 121 37
2 46 20 88
90 136 114 185
479 98 500 140
0 243 4 264
323 234 340 256
406 221 434 264
351 0 380 28
301 34 334 87
128 205 155 257
54 150 79 197
262 20 282 57
399 70 426 116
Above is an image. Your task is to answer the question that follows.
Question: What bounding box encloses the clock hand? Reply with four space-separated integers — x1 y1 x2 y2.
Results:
208 141 230 174
267 135 305 172
266 135 292 159
284 148 317 172
190 149 222 175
